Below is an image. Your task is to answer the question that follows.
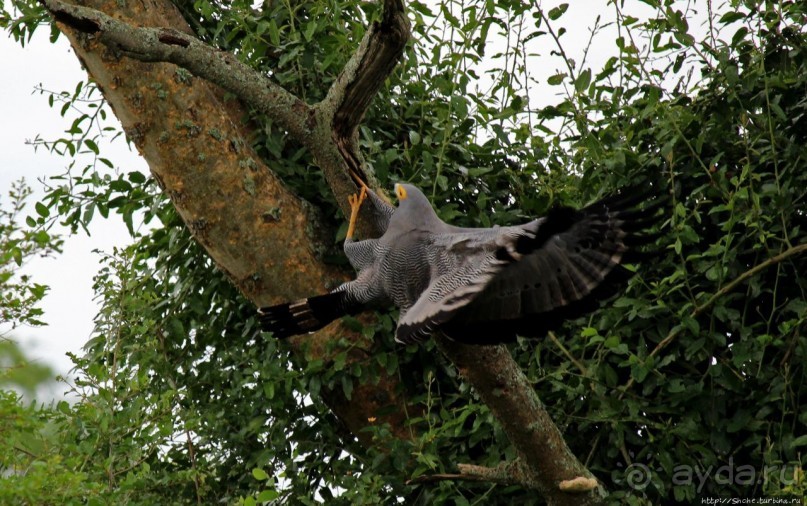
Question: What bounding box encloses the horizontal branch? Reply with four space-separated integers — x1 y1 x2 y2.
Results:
408 462 522 486
40 0 312 141
409 461 598 495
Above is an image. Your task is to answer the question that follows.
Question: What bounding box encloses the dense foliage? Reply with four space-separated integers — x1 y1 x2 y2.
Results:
2 0 806 503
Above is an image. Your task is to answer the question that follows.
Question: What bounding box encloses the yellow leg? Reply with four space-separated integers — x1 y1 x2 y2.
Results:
346 185 367 240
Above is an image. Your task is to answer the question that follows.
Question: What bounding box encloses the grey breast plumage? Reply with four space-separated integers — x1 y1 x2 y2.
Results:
258 182 665 345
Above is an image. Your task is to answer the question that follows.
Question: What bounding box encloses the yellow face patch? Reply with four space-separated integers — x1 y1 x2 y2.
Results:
395 184 408 201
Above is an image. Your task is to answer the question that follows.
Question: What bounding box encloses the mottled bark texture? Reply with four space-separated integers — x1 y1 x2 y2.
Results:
42 0 604 503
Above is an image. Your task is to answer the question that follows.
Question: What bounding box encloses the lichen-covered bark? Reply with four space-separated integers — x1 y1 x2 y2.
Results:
51 0 412 444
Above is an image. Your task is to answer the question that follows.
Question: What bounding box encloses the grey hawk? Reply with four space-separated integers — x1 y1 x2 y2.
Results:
259 182 664 345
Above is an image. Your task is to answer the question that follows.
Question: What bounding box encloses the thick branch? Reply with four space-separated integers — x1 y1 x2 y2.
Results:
437 340 605 505
41 0 312 140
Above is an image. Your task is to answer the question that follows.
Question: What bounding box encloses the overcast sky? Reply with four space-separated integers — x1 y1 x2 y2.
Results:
1 29 145 398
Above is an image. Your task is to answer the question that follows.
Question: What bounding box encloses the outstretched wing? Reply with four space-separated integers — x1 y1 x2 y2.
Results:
395 188 665 344
394 206 584 344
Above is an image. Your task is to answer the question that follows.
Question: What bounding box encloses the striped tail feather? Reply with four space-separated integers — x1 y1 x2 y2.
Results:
258 292 361 338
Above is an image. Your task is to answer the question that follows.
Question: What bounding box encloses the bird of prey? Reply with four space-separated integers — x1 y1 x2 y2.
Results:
259 181 664 345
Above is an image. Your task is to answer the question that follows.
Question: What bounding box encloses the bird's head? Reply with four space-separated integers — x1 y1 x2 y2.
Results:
390 183 442 231
394 183 429 206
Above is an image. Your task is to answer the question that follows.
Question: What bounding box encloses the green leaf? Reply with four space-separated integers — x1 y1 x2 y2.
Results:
309 375 321 397
12 247 23 266
257 490 279 502
682 316 700 336
575 69 591 92
84 138 99 154
267 20 280 46
252 468 269 481
547 73 566 85
303 21 317 42
580 327 598 338
547 3 568 20
128 171 147 184
35 202 49 218
342 375 353 400
57 400 71 415
791 435 807 449
718 11 745 24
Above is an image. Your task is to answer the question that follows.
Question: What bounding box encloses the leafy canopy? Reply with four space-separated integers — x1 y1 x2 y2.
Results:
1 0 806 503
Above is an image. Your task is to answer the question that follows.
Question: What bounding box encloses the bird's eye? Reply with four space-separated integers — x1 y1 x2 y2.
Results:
396 185 408 200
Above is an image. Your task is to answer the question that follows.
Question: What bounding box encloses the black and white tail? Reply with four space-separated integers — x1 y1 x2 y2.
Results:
258 292 361 338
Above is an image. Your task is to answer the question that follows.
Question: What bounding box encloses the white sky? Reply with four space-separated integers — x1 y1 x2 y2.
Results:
0 29 145 399
1 1 715 402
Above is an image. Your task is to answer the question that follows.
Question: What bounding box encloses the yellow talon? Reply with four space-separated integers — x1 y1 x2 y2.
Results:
346 186 367 240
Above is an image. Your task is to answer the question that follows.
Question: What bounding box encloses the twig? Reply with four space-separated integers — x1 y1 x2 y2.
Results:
620 242 807 394
547 331 587 375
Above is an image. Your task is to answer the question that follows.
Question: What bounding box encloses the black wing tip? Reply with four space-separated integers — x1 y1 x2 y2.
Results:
543 205 583 237
514 205 582 256
585 185 669 251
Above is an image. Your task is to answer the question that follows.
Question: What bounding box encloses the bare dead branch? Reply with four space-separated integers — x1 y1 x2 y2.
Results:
408 461 524 486
317 0 410 184
410 461 599 496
